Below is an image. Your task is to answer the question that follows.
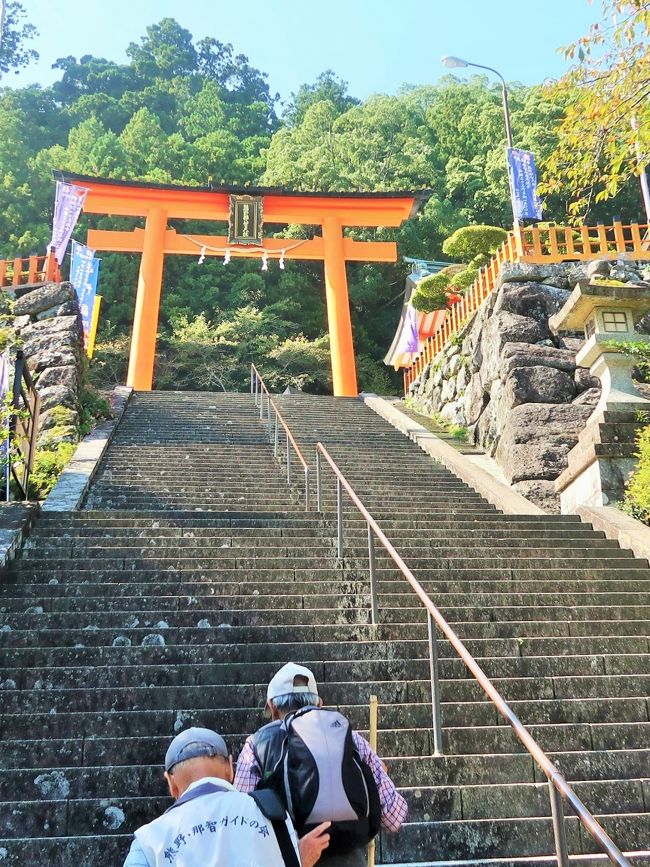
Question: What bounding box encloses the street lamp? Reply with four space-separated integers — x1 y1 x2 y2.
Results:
442 55 519 225
441 55 514 149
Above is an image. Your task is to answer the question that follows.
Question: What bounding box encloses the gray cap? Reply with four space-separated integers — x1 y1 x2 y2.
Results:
165 727 229 772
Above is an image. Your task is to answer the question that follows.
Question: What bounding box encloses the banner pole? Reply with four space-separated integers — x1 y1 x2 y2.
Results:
368 695 378 867
87 295 102 359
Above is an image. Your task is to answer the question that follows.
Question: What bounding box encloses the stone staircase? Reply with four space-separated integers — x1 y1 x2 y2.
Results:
272 393 650 864
0 390 648 865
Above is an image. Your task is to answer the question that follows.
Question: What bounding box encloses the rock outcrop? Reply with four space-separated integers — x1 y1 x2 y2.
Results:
408 258 650 511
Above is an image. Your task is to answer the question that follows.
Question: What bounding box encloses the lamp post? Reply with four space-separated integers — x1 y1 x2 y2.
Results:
442 55 517 223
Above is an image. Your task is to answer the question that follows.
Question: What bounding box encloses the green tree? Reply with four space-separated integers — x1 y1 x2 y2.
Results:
0 1 37 76
284 70 359 126
541 0 649 217
127 18 198 80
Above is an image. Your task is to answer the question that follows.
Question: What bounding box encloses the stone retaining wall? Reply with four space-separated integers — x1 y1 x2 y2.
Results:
9 281 84 450
407 258 650 511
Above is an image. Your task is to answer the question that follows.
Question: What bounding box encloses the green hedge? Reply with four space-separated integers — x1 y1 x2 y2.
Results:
442 225 508 262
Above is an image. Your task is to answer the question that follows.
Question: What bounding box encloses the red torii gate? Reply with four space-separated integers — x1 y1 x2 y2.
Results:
57 172 427 396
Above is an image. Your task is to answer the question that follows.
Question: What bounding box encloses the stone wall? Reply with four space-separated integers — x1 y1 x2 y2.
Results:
407 258 650 511
9 281 84 449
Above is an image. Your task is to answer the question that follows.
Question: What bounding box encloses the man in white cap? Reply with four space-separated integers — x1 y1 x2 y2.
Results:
122 725 330 867
234 663 407 867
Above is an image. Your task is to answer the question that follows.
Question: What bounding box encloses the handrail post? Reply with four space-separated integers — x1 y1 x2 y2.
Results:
548 781 570 867
316 449 322 512
259 389 264 419
368 524 378 626
286 432 292 485
274 412 279 457
267 397 272 442
336 477 344 560
427 613 444 755
250 366 254 395
305 467 310 512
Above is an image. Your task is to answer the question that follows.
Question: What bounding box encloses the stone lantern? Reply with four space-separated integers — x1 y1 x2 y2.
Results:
549 280 650 512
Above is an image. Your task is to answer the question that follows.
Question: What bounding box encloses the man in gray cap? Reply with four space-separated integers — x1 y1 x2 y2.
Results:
234 664 407 866
122 726 330 867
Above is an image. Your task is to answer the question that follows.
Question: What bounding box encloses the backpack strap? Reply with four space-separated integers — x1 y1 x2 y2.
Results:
250 789 301 867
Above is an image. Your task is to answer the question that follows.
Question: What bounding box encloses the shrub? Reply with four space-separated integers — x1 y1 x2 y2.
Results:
79 388 112 437
623 423 650 524
448 266 479 292
28 441 77 500
604 340 650 382
87 335 130 388
410 265 464 313
442 225 508 262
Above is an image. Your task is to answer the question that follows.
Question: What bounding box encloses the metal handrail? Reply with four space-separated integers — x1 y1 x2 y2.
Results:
315 441 631 867
250 364 311 510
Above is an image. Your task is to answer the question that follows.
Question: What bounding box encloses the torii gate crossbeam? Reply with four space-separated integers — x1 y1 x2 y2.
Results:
58 172 428 396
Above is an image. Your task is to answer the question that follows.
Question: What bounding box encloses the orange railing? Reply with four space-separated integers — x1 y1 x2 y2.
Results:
404 220 650 392
0 252 60 288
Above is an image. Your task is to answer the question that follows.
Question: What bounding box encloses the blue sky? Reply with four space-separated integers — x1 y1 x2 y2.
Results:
11 0 601 102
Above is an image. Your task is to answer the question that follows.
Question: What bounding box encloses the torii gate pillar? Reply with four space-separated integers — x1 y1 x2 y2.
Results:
128 207 167 390
322 215 357 397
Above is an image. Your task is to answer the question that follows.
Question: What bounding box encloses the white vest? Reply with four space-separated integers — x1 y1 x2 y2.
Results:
134 777 300 867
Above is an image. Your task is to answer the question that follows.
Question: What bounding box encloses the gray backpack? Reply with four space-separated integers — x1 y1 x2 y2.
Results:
253 707 381 854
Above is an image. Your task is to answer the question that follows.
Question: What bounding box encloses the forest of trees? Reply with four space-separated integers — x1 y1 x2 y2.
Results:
0 6 646 392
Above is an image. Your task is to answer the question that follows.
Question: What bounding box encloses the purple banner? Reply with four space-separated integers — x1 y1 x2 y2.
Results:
395 305 419 355
70 241 100 349
48 182 88 265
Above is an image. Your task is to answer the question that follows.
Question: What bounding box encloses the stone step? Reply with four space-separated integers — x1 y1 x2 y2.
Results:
25 527 606 544
3 749 649 803
3 672 650 714
14 552 643 574
0 584 650 628
3 603 650 631
0 804 647 863
4 721 650 772
7 651 649 692
402 777 648 822
2 634 647 669
381 813 650 862
3 589 648 615
3 619 649 650
4 578 650 605
0 835 129 866
33 512 584 528
11 565 650 587
19 536 625 555
2 693 647 745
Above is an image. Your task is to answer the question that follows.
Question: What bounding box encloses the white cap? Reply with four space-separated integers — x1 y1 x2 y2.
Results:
266 663 319 701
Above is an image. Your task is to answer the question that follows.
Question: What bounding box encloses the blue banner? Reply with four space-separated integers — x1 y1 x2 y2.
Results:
70 240 100 349
507 148 543 221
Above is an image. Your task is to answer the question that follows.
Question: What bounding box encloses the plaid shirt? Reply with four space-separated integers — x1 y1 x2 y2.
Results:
234 729 408 832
